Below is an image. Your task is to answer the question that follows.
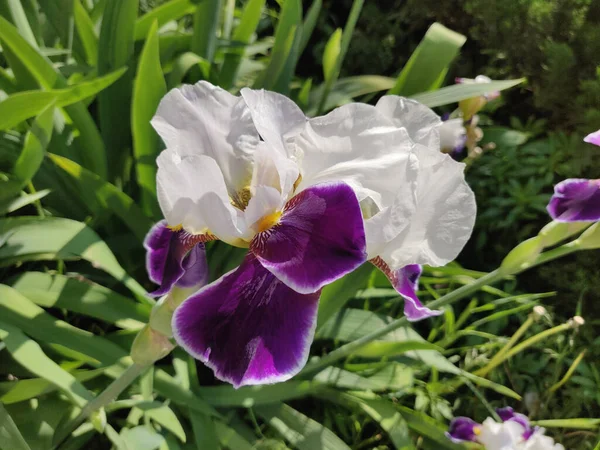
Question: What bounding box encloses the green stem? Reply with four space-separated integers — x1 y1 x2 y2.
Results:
53 363 148 448
301 270 503 376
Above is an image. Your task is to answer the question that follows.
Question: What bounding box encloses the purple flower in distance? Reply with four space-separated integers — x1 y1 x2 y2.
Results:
446 417 480 443
147 82 476 387
547 178 600 222
584 129 600 146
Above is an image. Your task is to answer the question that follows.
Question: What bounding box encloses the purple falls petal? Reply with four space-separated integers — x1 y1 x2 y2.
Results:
584 129 600 146
144 221 211 297
446 417 480 443
251 182 367 294
371 257 442 321
497 407 534 439
171 253 320 388
547 178 600 222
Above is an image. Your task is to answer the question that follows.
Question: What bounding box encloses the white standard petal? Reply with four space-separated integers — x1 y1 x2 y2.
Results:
152 81 259 196
244 185 285 233
378 145 476 268
375 96 442 150
293 103 416 209
156 150 246 243
250 142 300 202
240 87 307 156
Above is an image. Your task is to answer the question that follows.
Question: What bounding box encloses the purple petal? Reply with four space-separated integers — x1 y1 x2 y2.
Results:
446 417 480 443
144 221 211 297
172 254 320 388
584 129 600 146
251 182 367 294
497 407 534 439
547 178 600 222
371 257 442 321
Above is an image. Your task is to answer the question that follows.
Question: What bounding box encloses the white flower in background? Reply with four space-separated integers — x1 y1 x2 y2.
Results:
439 117 467 154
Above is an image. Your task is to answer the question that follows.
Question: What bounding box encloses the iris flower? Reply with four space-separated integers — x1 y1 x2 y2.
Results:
144 81 476 387
447 408 564 450
547 129 600 222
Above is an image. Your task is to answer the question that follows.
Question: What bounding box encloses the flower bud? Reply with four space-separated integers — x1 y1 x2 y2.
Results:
500 236 543 274
568 316 585 329
148 286 197 337
574 222 600 249
538 221 591 248
532 306 547 320
90 408 107 433
131 325 174 365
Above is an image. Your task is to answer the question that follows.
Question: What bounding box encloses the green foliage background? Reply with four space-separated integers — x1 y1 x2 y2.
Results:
0 1 599 449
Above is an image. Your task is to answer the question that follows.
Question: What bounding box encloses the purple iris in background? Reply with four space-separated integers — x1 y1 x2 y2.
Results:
447 408 564 450
144 81 476 387
547 129 600 222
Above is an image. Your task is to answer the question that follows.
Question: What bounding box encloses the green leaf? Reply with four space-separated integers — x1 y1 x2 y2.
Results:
0 15 108 178
135 0 196 41
352 340 444 359
74 0 99 65
9 101 55 193
317 264 374 329
0 216 149 302
316 0 364 114
191 0 221 62
0 190 51 215
189 411 220 450
10 271 149 329
0 320 94 408
137 403 186 443
313 365 412 392
197 382 322 408
396 406 464 449
220 0 266 88
167 52 211 89
531 418 600 430
323 29 342 82
409 78 525 108
120 426 165 450
257 403 351 450
0 92 54 131
388 23 466 96
48 153 154 242
0 402 31 450
97 0 138 181
308 75 395 113
1 0 38 48
132 21 167 218
214 421 254 450
258 0 302 94
299 0 322 55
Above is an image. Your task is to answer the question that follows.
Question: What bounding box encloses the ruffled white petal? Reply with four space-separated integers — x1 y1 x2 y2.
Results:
156 150 247 243
375 96 442 149
250 142 299 202
152 81 259 195
293 103 416 209
379 145 476 268
240 88 307 156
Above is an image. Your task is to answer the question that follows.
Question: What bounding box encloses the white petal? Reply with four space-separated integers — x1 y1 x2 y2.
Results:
477 418 524 450
293 103 415 209
156 150 246 241
152 81 259 195
375 96 442 149
379 145 476 268
240 88 307 156
250 142 300 201
244 185 285 232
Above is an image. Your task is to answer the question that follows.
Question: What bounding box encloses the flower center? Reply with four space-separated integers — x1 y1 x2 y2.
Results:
256 211 282 233
473 426 481 436
231 186 252 211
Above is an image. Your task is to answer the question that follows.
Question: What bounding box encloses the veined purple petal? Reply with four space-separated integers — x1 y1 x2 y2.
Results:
497 407 534 440
172 254 320 388
144 221 212 297
371 257 442 321
584 129 600 146
446 417 480 443
547 178 600 222
251 182 367 294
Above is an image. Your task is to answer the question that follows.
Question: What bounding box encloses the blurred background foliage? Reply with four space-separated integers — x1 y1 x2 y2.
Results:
0 0 599 449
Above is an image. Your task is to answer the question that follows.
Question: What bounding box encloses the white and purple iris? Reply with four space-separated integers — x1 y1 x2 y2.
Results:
447 408 564 450
547 129 600 222
144 81 476 387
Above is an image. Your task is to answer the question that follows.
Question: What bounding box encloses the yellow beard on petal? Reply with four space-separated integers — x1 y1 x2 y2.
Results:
255 211 282 233
167 223 183 231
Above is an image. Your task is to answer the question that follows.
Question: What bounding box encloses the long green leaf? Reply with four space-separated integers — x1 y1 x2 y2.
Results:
49 153 154 242
0 15 108 178
191 0 221 62
0 321 94 407
97 0 138 181
197 382 322 407
0 402 31 450
220 0 266 88
388 23 466 96
256 403 351 450
132 21 167 218
410 78 525 108
299 0 322 55
10 271 149 328
74 0 99 65
0 216 149 302
0 190 51 215
135 0 196 41
0 0 38 48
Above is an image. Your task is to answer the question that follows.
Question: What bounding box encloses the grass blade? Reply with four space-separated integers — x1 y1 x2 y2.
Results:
191 0 221 62
298 0 322 55
0 402 32 450
132 21 167 218
135 0 196 41
74 0 99 65
388 23 466 96
97 0 138 181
